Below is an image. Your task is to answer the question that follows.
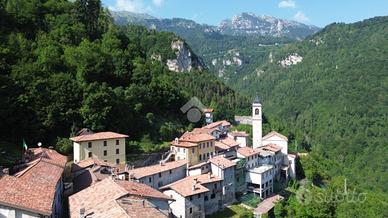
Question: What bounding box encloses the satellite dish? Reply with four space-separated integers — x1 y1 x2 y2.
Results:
37 142 42 147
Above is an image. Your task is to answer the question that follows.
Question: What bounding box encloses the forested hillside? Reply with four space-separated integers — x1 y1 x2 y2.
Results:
241 17 388 217
0 0 250 166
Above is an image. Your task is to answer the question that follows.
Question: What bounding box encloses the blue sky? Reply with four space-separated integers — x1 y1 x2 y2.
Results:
102 0 388 27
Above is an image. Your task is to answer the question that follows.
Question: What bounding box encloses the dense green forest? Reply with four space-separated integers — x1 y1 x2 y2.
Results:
238 17 388 217
0 0 250 165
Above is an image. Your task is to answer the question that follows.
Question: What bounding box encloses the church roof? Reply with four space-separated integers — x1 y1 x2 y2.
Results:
253 95 262 104
262 131 288 142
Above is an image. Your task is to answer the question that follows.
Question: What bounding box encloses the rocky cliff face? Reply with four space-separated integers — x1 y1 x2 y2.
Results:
166 40 204 72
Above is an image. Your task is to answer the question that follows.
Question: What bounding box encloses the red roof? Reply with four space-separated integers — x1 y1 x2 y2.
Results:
209 156 236 169
0 158 65 215
71 157 115 172
203 120 231 129
237 146 260 157
228 131 249 137
262 144 282 153
69 177 171 218
179 132 215 142
70 131 129 142
161 173 222 197
127 160 187 179
28 147 68 168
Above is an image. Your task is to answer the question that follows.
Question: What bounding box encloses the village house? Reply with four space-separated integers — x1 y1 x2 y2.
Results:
69 177 173 218
124 159 188 189
214 136 239 158
170 132 216 166
227 131 249 147
70 130 128 164
0 148 67 218
161 173 223 218
209 156 236 204
71 158 117 193
202 120 231 137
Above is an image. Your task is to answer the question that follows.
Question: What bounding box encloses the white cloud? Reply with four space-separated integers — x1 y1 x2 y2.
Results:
109 0 150 12
278 0 296 8
293 11 309 22
152 0 163 7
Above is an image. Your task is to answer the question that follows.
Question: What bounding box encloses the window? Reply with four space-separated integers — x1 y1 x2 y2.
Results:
116 148 119 154
255 108 260 115
116 158 120 164
211 193 215 199
199 155 202 161
88 152 92 157
207 142 209 148
207 153 209 158
104 160 107 162
88 142 92 148
149 177 152 183
103 141 107 146
116 140 119 145
183 148 186 153
169 170 172 174
190 196 193 201
159 172 162 178
189 207 192 214
204 195 209 201
192 148 195 153
197 194 201 199
103 150 107 156
214 183 217 189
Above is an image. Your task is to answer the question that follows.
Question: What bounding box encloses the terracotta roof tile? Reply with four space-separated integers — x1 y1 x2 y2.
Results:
71 157 115 172
228 131 249 137
209 156 236 169
69 178 170 218
127 160 187 179
179 132 215 142
70 131 129 142
161 173 222 197
192 127 220 134
0 157 65 215
262 144 282 153
28 147 68 168
115 180 174 201
203 120 231 129
237 146 260 157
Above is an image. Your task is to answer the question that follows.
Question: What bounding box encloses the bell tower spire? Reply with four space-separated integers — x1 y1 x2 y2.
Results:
252 93 262 149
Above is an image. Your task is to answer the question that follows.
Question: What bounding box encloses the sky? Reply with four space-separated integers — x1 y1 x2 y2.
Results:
102 0 388 27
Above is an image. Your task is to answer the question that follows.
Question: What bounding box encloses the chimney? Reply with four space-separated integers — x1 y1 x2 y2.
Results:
192 184 196 191
79 208 85 218
208 172 212 179
142 200 145 207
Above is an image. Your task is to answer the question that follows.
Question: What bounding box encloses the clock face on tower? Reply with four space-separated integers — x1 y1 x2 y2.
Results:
255 108 260 115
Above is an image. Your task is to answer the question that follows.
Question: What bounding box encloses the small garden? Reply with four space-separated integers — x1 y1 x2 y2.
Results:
207 204 253 218
240 193 261 208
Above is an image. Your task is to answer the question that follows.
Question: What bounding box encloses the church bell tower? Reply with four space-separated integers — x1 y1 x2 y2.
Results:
252 95 262 149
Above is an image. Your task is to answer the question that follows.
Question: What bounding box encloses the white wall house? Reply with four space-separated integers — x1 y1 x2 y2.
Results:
246 165 274 199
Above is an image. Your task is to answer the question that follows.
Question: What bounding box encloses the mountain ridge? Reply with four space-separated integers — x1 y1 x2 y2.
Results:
112 11 320 39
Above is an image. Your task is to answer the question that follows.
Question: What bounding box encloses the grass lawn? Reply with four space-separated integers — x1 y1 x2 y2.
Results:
207 204 253 218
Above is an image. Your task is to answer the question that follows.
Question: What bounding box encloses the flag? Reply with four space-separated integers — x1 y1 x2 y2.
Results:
22 139 28 150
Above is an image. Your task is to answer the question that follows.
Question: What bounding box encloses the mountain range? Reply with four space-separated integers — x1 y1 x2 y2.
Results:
112 11 320 83
112 11 320 40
